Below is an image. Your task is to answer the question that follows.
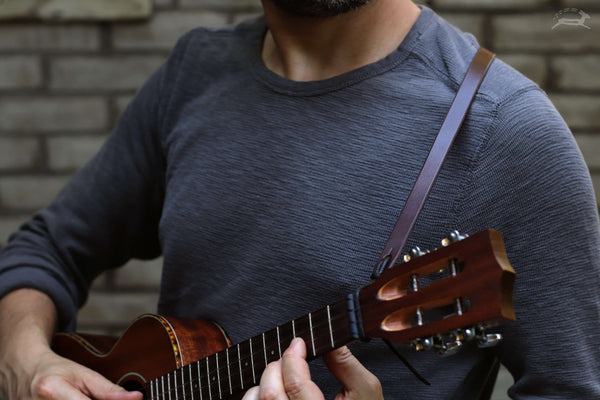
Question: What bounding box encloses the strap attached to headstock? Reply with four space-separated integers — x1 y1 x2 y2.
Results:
371 47 496 279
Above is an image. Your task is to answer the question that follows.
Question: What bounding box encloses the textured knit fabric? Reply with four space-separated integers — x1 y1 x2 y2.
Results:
1 6 599 399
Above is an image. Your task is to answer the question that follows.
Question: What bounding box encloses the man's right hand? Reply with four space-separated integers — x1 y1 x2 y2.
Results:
0 289 141 400
2 347 142 400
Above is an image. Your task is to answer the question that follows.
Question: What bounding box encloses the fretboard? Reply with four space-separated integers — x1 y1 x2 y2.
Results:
146 297 357 400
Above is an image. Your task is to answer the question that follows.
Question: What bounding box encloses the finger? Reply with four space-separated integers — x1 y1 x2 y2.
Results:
257 360 287 400
323 346 382 399
241 386 260 400
281 338 324 400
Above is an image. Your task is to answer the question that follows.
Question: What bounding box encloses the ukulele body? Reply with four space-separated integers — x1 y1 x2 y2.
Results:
52 314 230 396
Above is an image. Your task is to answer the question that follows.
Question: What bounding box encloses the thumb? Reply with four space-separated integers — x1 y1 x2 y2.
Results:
79 369 143 400
323 347 383 399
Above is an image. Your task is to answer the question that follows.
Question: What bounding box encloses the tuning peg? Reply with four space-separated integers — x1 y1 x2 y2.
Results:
404 246 428 262
441 231 469 246
438 340 463 357
457 327 476 342
473 325 503 348
410 336 435 352
477 333 503 348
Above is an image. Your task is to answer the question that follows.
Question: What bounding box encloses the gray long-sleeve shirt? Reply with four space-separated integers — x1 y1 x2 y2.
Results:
2 7 599 399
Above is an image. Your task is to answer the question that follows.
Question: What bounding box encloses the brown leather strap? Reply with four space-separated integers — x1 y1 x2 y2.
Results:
371 47 495 279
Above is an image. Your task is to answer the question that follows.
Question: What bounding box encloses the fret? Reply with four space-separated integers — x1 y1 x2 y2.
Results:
206 357 213 400
309 306 336 356
291 314 311 354
227 346 244 393
236 340 252 389
276 321 295 355
167 373 172 400
329 298 357 349
263 328 280 365
262 333 268 367
248 337 257 384
327 305 335 349
237 344 244 390
149 378 155 400
308 312 316 357
276 326 282 358
174 370 179 400
225 347 233 395
180 367 186 400
247 336 263 385
215 354 222 399
188 364 196 400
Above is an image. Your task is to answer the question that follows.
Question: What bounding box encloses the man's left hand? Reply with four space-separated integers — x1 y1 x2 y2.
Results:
242 337 383 400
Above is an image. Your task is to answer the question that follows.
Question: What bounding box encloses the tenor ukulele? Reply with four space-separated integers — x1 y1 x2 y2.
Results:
53 229 516 400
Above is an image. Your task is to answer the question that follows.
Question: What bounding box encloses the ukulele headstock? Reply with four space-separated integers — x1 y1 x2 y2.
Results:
359 229 515 354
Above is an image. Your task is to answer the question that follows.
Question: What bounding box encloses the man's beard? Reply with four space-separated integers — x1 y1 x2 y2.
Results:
269 0 372 18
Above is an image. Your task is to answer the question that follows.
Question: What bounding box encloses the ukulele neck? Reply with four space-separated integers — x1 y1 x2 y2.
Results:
147 296 361 399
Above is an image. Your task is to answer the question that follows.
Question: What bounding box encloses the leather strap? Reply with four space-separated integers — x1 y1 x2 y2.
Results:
371 47 495 279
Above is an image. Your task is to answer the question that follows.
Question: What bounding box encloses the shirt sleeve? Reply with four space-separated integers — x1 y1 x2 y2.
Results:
460 86 600 398
0 56 172 332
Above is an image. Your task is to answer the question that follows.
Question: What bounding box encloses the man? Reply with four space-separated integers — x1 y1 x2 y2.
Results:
1 0 599 399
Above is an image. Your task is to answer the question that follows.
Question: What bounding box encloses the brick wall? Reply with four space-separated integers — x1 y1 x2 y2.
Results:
0 0 598 397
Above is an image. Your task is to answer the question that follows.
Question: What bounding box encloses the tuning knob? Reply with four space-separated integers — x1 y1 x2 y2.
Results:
477 333 503 348
442 230 469 246
439 340 463 356
458 327 476 342
410 336 435 352
404 246 428 262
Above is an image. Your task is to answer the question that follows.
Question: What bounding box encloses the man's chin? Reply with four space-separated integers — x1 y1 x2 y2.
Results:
268 0 372 18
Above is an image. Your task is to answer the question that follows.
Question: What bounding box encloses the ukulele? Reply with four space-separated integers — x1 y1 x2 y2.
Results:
52 229 516 400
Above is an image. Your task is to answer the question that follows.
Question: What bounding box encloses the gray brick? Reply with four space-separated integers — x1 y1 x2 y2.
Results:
154 0 172 7
552 55 600 90
439 13 484 41
0 137 40 169
114 257 163 288
0 24 100 51
434 0 549 9
116 95 134 117
78 291 159 326
0 175 70 209
0 215 30 247
47 135 106 170
0 97 107 133
180 0 261 8
0 0 152 21
550 95 600 130
493 13 600 51
498 54 547 87
574 133 600 169
112 10 228 51
50 56 165 91
231 10 262 24
0 56 42 90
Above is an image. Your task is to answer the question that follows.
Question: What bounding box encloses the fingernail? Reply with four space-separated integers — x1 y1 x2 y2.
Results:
289 337 303 351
